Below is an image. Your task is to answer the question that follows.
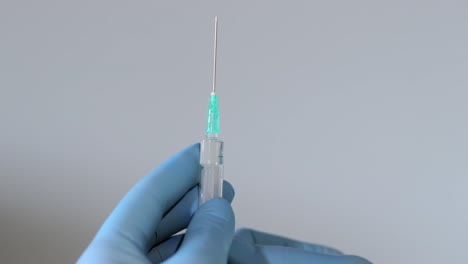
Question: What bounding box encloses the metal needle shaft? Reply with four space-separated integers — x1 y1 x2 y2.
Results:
212 16 218 94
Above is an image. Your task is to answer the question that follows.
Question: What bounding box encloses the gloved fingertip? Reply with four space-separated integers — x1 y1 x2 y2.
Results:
183 143 200 158
159 143 200 170
189 142 201 151
222 181 235 202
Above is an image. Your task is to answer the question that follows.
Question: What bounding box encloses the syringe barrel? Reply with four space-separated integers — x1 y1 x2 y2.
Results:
199 136 224 206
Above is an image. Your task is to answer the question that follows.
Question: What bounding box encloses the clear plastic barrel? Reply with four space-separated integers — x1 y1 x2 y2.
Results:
199 136 224 206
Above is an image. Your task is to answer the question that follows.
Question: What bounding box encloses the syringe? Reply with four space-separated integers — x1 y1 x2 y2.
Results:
199 16 224 206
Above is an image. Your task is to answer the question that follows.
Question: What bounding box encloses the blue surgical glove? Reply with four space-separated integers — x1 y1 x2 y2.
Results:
229 229 372 264
78 144 235 263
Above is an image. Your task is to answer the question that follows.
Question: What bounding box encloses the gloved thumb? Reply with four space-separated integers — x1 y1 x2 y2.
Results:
165 198 235 264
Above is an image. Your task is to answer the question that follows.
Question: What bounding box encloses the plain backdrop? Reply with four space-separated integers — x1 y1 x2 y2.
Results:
1 1 467 263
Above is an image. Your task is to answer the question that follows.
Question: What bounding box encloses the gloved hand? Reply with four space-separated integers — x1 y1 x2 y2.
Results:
229 229 372 264
78 143 372 264
78 144 236 263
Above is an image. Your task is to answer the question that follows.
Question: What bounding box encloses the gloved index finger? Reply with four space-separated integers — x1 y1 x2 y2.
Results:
93 144 200 252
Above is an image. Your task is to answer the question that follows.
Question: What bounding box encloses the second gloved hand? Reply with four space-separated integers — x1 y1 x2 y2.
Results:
229 229 372 264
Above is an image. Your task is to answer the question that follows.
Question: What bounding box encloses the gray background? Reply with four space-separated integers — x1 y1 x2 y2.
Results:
1 1 467 263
